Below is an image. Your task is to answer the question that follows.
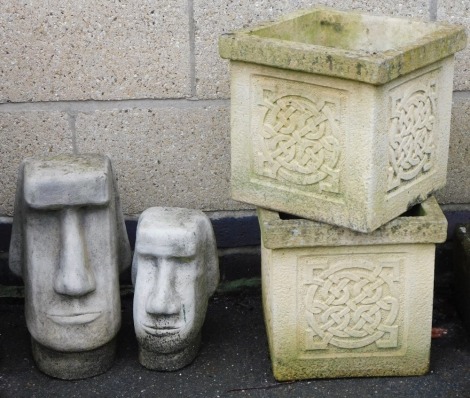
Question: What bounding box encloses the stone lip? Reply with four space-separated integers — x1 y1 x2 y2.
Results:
258 197 447 249
219 7 467 85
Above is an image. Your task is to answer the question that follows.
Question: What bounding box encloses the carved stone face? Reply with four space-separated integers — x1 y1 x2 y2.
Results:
132 208 218 358
12 156 128 353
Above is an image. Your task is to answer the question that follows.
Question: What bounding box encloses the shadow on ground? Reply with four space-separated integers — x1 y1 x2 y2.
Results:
0 282 469 398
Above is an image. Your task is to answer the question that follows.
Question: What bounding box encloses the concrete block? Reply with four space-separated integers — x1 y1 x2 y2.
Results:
436 96 470 204
221 8 464 232
0 112 73 216
258 197 447 380
75 105 252 216
437 2 470 90
195 0 430 99
0 0 190 102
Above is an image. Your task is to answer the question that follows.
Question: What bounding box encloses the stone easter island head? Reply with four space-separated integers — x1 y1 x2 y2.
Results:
132 207 219 371
9 154 131 380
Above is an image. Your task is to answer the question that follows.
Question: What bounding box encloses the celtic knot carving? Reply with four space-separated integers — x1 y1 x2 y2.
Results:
304 262 399 350
257 91 341 193
387 81 437 192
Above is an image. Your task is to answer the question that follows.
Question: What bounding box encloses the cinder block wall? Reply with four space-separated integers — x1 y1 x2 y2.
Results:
0 0 469 218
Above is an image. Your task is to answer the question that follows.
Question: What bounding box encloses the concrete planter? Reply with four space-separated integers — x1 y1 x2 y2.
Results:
220 8 466 232
258 197 447 380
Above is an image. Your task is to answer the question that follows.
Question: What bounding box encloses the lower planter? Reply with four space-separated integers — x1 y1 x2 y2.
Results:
258 197 447 380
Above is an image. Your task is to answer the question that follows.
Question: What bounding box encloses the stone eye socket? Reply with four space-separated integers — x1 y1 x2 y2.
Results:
170 256 196 264
137 254 196 264
137 253 156 263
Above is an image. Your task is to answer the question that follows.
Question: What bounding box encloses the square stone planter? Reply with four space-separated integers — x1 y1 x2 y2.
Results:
454 224 470 333
219 7 466 232
258 197 447 380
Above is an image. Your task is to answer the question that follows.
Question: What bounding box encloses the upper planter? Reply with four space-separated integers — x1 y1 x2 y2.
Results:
219 7 466 232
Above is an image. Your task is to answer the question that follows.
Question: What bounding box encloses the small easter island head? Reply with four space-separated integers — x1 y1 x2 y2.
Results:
9 154 131 379
132 207 219 371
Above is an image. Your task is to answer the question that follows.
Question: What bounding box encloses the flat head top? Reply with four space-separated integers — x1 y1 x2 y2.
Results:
136 208 206 258
23 154 111 209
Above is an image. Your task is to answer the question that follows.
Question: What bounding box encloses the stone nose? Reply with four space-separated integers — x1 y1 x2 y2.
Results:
145 259 180 315
53 208 96 297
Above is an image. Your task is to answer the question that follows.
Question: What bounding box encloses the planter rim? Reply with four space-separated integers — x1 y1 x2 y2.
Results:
219 7 467 85
258 197 447 249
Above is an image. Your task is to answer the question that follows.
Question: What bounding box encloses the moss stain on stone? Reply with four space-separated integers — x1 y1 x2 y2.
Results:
251 11 363 53
219 8 466 84
356 62 363 76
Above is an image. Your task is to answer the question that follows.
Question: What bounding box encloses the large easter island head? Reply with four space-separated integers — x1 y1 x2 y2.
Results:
9 154 131 379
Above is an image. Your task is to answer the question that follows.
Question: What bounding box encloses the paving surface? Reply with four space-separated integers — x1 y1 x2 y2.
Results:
0 284 469 398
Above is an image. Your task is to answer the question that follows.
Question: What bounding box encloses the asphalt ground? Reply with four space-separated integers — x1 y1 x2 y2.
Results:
0 280 469 398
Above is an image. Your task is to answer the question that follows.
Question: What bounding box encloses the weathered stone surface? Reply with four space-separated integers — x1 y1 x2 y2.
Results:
258 197 447 380
437 2 470 90
31 338 116 380
454 224 470 333
196 1 430 98
0 112 73 217
436 96 470 204
259 197 447 249
220 8 465 85
0 0 190 102
132 207 219 371
75 105 251 216
9 154 131 379
226 54 455 231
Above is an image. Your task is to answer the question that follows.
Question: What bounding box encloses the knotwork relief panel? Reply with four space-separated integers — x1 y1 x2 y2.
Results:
387 72 438 193
298 255 403 357
251 76 343 194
